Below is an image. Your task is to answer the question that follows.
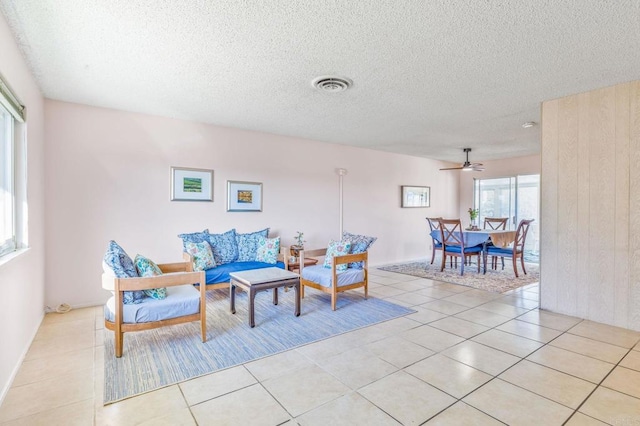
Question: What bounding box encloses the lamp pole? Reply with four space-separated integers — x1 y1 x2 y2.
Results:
335 168 348 237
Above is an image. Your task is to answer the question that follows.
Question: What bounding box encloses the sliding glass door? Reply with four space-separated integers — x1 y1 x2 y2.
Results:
473 174 540 262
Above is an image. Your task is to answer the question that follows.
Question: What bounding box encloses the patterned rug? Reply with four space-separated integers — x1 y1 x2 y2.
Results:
104 288 413 403
378 257 539 293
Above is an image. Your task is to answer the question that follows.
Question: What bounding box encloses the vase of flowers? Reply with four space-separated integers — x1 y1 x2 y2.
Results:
290 231 306 261
468 208 479 230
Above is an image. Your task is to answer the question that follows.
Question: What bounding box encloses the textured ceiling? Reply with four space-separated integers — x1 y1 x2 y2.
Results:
2 1 640 162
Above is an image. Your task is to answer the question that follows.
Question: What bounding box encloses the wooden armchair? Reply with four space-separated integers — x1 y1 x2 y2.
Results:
102 261 206 357
299 248 368 311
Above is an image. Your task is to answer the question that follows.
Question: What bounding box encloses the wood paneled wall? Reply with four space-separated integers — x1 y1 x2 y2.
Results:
541 80 640 331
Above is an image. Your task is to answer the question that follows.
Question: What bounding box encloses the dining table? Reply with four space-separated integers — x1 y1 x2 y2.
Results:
429 229 517 272
430 229 516 248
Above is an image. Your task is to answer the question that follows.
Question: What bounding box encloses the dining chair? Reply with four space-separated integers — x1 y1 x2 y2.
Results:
483 217 509 269
439 219 483 275
426 217 443 264
483 219 534 277
484 217 508 230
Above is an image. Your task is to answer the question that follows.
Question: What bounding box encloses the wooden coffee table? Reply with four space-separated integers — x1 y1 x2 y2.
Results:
229 267 301 328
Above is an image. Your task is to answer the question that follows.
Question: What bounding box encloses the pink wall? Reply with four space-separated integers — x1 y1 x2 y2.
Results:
44 100 460 307
0 14 46 401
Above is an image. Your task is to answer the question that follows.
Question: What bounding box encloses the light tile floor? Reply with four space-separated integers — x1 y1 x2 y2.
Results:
1 270 640 425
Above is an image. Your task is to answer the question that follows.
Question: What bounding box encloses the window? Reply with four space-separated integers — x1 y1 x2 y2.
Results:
0 105 14 256
473 174 540 262
0 75 26 258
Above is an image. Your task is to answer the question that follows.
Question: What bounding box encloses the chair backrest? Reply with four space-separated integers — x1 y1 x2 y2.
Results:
484 217 508 230
426 217 442 235
439 219 467 248
514 219 535 253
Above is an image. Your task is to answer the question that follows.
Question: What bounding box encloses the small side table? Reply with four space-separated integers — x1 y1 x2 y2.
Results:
287 257 318 272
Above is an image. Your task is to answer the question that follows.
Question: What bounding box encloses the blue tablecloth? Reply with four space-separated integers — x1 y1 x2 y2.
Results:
430 230 490 248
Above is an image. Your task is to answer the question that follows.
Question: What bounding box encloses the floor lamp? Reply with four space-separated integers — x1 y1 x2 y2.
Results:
335 168 348 237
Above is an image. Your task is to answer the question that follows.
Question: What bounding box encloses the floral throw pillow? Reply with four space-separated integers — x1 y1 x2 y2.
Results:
255 236 280 264
185 241 216 271
134 254 167 300
342 231 377 269
236 228 270 261
102 240 145 304
177 229 210 250
206 229 239 265
322 240 352 272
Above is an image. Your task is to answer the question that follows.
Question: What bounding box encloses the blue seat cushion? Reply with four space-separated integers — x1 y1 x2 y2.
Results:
486 247 520 256
105 284 200 324
444 245 483 254
205 261 285 284
301 265 365 288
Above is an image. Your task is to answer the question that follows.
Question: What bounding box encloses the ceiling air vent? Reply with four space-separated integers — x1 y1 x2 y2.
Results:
312 76 352 93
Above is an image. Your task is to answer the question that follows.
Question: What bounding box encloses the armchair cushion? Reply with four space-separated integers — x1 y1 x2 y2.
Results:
236 228 270 261
104 284 200 324
323 240 352 272
301 265 365 288
177 229 210 249
102 241 145 305
185 241 216 271
342 231 377 269
255 236 280 264
133 255 167 300
204 260 286 284
206 229 239 265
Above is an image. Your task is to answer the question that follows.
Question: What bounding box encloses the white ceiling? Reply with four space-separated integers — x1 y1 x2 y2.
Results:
2 1 639 162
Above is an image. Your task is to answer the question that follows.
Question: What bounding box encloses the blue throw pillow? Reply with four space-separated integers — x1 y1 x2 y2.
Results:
342 231 377 269
102 240 145 304
236 228 270 261
177 229 210 250
207 229 239 265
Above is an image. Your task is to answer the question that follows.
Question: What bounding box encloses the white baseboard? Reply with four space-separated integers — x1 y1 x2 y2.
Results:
0 310 45 406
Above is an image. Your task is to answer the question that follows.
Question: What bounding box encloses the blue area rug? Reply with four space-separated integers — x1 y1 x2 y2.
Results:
104 288 413 403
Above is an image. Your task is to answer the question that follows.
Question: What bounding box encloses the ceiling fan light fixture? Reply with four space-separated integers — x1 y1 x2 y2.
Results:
440 148 484 172
522 121 537 128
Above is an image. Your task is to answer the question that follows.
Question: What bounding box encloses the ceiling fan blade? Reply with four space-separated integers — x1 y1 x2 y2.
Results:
439 166 464 170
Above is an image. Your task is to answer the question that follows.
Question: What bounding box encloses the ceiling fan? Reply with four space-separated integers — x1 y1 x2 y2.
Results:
440 148 484 171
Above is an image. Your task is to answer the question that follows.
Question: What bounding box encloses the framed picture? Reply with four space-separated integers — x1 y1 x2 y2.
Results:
227 180 263 212
170 167 214 201
401 185 430 208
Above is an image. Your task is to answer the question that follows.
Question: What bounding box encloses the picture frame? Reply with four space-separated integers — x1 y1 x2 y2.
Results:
401 185 430 208
170 167 214 201
227 180 263 212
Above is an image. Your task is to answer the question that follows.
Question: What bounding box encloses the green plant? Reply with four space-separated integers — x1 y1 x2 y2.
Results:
294 231 306 247
468 208 479 221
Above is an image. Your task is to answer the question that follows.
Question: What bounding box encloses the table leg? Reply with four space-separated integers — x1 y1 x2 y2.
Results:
249 288 256 328
230 281 236 314
294 281 301 317
273 288 278 305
